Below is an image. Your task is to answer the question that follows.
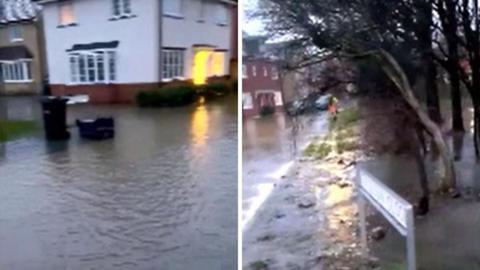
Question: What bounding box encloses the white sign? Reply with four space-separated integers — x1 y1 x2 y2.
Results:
359 170 409 229
357 168 416 270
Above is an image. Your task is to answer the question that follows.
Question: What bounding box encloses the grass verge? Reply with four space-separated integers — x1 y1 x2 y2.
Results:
303 106 360 159
0 120 38 142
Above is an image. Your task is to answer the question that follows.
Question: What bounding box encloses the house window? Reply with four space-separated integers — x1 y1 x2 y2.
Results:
198 0 205 21
263 66 268 77
9 26 22 42
215 3 228 25
59 1 75 26
243 93 253 109
162 49 184 80
252 65 256 77
272 67 278 80
1 60 32 82
113 0 132 17
163 0 183 17
242 65 247 78
69 51 116 84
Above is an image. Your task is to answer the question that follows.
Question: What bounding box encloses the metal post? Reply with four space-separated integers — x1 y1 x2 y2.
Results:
406 207 416 270
357 168 368 259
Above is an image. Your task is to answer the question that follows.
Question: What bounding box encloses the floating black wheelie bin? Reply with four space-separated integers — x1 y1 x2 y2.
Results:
41 97 70 141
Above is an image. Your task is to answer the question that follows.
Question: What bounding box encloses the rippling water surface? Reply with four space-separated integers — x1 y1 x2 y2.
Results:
0 96 237 270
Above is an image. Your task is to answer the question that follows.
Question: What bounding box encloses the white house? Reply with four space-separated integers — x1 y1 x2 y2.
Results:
37 0 234 103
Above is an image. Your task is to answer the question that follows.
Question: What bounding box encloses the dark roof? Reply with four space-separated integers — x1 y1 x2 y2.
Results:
0 45 33 60
0 0 39 24
66 41 120 52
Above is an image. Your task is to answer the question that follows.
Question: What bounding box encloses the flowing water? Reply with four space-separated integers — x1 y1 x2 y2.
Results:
0 96 237 270
242 113 328 230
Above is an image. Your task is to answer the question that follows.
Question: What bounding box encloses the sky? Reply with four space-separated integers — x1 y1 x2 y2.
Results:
243 0 265 35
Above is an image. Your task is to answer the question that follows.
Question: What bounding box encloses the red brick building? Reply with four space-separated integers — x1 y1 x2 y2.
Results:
242 58 283 117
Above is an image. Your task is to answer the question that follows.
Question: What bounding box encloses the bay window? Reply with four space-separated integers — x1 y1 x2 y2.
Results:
162 49 185 80
1 60 32 82
69 51 116 84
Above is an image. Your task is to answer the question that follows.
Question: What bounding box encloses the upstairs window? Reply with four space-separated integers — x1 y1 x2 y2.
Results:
59 1 75 26
272 67 278 80
164 0 183 17
263 66 268 77
198 0 205 21
113 0 132 17
9 26 22 42
242 65 247 78
252 65 256 77
215 3 228 25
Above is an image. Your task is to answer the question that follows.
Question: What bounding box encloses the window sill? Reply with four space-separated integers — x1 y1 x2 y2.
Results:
4 80 33 84
67 82 116 86
109 14 137 21
11 38 24 43
161 77 185 82
216 22 228 27
57 23 78 28
163 13 184 19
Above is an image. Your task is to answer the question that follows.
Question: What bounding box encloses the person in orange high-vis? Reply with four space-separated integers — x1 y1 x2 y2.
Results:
328 96 338 121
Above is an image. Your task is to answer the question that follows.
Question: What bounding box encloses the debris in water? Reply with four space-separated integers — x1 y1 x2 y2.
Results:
370 226 386 241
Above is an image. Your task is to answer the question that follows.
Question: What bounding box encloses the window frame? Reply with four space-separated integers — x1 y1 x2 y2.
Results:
0 59 33 83
271 67 279 80
58 1 76 26
242 65 247 79
68 50 116 85
163 0 184 18
161 48 185 81
215 3 228 26
9 26 22 42
112 0 133 18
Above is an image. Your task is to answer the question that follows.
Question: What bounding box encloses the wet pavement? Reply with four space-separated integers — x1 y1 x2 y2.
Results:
0 96 237 270
242 112 328 231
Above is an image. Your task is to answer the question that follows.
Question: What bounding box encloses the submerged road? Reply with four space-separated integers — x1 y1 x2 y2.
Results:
0 96 237 270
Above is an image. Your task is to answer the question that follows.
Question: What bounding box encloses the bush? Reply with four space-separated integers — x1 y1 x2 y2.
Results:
303 142 332 159
136 84 197 107
204 82 231 96
259 106 275 116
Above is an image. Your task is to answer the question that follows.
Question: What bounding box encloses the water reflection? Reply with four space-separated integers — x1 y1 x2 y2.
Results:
191 103 209 148
0 96 237 270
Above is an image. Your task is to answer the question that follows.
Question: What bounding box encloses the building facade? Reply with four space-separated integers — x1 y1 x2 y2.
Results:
242 58 283 118
0 0 45 95
38 0 234 103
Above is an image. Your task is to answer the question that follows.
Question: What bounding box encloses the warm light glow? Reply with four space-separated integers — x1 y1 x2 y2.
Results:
59 2 75 25
211 52 225 77
191 104 209 147
193 50 212 85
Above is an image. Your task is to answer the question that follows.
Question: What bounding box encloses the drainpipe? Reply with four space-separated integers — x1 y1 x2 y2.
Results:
158 0 163 85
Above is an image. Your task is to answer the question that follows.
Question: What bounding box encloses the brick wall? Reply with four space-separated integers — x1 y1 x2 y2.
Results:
50 83 159 104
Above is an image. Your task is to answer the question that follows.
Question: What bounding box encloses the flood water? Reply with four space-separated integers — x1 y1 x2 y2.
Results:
242 112 328 230
0 96 237 270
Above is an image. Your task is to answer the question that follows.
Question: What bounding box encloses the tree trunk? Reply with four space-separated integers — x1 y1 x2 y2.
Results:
414 125 429 215
450 69 464 131
377 50 456 190
425 58 442 123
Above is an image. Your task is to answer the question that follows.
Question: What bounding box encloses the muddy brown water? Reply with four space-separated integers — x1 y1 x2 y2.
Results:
0 96 237 270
